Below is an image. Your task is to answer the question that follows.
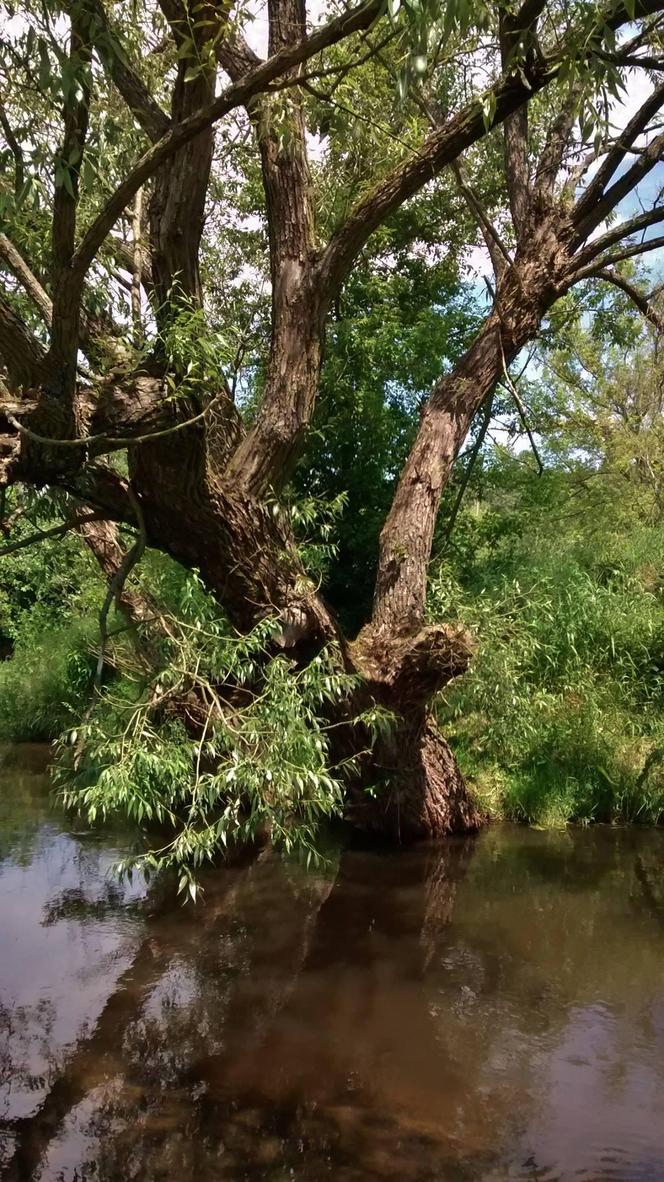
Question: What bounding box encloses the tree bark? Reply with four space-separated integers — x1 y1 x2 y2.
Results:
347 216 572 837
348 712 484 839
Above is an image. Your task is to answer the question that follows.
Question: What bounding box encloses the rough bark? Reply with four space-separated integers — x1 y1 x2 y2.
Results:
368 213 570 638
348 712 484 839
224 0 325 497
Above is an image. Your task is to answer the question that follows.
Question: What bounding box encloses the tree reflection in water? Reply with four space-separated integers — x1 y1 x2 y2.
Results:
3 837 479 1181
2 765 664 1182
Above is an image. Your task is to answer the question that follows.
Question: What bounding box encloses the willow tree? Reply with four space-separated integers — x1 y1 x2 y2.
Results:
1 0 664 846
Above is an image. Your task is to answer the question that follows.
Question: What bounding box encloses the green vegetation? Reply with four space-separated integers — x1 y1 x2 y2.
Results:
434 513 664 827
0 517 99 739
1 0 664 880
2 312 662 855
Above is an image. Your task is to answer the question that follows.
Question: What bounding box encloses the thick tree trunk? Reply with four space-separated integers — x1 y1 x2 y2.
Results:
349 228 569 837
346 619 482 837
348 711 483 839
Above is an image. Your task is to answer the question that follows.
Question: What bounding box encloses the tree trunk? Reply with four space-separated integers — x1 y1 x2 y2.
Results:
347 711 483 840
348 233 568 837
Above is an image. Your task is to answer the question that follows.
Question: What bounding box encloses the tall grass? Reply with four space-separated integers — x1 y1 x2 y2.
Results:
0 618 97 741
431 522 664 826
0 525 111 742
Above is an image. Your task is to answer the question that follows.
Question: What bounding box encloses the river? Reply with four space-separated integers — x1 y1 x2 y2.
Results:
1 744 664 1181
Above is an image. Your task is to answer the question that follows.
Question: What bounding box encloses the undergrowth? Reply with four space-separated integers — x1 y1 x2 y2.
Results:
431 521 664 826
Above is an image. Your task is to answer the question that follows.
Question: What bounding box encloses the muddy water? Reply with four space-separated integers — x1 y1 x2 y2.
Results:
2 747 664 1181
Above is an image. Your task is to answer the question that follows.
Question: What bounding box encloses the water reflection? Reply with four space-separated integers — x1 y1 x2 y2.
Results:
1 749 664 1180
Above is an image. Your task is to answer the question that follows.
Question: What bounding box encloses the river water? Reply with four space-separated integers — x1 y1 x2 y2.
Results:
2 745 664 1181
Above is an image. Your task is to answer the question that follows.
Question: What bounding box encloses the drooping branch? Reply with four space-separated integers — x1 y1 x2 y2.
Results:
0 509 103 558
498 374 544 474
4 381 230 458
451 162 512 281
92 485 146 687
79 516 158 665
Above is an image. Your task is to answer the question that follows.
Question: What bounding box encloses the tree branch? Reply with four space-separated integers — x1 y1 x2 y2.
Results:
317 64 556 294
222 0 319 496
0 233 52 326
74 0 171 143
131 189 143 343
69 0 384 293
499 8 532 241
572 84 664 244
47 12 92 402
570 231 664 279
586 267 664 332
0 509 103 557
316 0 656 295
451 161 512 281
0 233 129 370
147 0 218 308
571 201 664 271
533 82 582 202
572 80 664 234
441 391 494 548
498 376 544 473
0 101 25 193
94 485 146 688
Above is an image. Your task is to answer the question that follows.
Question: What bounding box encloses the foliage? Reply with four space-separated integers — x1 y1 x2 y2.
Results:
0 616 97 741
54 552 366 895
0 499 103 738
432 458 664 827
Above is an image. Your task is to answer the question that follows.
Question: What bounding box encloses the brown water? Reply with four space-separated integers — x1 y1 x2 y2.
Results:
2 747 664 1181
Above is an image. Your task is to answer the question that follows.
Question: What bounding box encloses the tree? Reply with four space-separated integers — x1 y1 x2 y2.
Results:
2 0 664 852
